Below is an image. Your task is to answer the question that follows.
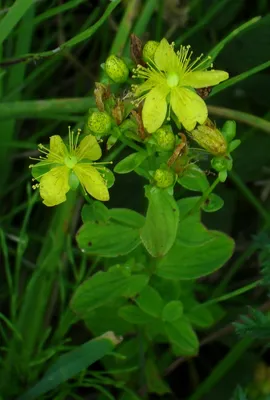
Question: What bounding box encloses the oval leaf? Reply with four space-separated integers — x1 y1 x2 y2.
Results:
165 317 199 356
114 152 146 174
77 222 141 257
178 164 210 192
162 301 183 322
140 187 179 257
118 305 154 324
157 231 234 280
136 285 164 318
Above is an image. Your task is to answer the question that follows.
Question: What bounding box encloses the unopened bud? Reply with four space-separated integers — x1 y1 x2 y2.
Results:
154 125 175 151
221 120 236 143
154 168 175 188
105 55 129 83
211 155 232 172
142 40 159 63
88 111 112 135
190 123 227 156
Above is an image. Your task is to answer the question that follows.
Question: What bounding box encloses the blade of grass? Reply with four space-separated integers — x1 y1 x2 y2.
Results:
188 338 252 400
110 0 139 55
207 16 261 63
175 0 230 45
0 98 95 119
0 0 121 66
210 59 270 97
18 333 121 400
208 105 270 135
0 0 34 46
0 5 35 188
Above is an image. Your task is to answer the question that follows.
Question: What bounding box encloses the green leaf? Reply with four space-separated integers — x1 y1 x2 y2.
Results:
187 306 215 329
135 285 164 318
178 164 209 193
114 152 146 174
140 187 179 257
109 208 145 228
145 359 171 395
156 231 234 280
102 167 115 188
177 215 215 247
177 196 201 221
162 301 183 322
81 202 109 224
71 268 131 315
122 274 149 298
0 0 34 46
18 333 121 400
165 318 199 356
118 305 154 324
202 193 224 212
77 222 141 257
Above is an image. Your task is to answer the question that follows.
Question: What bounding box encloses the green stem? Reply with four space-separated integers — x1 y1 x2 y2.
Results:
187 177 220 217
198 279 261 309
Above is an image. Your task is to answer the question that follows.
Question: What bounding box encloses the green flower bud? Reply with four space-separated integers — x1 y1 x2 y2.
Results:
221 120 236 143
154 125 175 151
154 168 175 188
142 40 159 63
190 122 227 156
211 155 232 172
105 55 129 83
88 111 112 135
211 156 227 172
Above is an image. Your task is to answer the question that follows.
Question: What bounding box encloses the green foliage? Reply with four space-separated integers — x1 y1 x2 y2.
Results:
2 0 270 399
234 308 270 340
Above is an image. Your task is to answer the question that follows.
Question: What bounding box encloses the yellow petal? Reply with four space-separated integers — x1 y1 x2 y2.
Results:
182 70 229 89
154 38 180 73
171 87 207 131
134 78 158 97
74 164 109 201
75 135 102 161
39 166 70 207
142 85 169 133
48 135 67 162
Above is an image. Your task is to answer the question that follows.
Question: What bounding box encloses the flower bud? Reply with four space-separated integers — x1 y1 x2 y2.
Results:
221 120 236 143
142 40 159 63
105 55 129 83
154 125 175 151
190 124 227 156
88 111 112 135
154 168 175 188
211 156 232 172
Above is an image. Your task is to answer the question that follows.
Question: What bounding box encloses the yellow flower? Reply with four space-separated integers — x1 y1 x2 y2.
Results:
132 38 229 133
30 128 110 206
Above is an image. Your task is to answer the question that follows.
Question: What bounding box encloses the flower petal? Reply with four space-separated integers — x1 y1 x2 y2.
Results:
154 38 180 73
76 135 102 161
142 85 169 133
39 166 70 207
74 164 109 201
171 87 207 131
134 78 159 97
182 70 229 88
48 135 67 162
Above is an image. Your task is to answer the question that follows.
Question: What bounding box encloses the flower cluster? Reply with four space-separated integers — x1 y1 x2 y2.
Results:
30 36 235 206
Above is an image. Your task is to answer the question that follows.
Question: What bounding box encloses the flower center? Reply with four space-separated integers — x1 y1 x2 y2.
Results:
166 72 179 88
65 155 77 169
